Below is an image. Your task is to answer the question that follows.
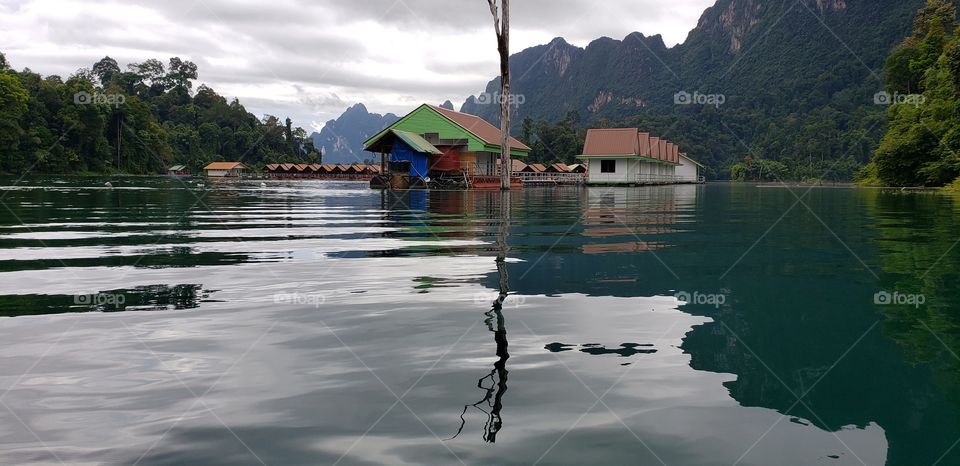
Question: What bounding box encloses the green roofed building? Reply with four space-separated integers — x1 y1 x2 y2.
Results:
363 104 530 188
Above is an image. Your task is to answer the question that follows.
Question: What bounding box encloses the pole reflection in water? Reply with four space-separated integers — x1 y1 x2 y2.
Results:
449 191 511 443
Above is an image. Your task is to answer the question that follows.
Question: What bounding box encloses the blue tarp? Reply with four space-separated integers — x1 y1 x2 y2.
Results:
391 139 430 179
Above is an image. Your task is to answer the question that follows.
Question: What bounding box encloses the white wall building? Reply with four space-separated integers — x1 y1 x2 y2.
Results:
676 153 704 183
203 162 247 178
578 128 700 185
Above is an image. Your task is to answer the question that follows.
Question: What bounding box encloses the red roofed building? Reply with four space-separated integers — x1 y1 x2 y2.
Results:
203 162 247 178
577 129 688 185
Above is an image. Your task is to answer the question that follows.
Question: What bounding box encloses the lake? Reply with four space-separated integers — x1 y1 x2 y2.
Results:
0 178 957 466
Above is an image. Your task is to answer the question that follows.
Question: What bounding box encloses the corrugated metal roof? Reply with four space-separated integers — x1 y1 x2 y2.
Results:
579 128 684 163
429 105 531 151
582 128 640 156
392 129 443 155
203 162 246 170
168 164 186 171
638 133 651 158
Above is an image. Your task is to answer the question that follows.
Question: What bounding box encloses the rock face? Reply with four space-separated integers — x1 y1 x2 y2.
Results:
454 0 922 175
310 103 399 165
460 0 920 127
714 0 764 53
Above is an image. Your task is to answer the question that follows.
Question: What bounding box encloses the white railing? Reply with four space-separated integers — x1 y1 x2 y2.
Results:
636 174 685 183
513 171 585 184
471 164 586 185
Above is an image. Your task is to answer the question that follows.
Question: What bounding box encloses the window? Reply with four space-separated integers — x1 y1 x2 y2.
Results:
600 160 616 173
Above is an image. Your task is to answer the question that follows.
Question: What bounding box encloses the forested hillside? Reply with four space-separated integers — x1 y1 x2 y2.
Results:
863 0 960 187
462 0 926 180
0 54 320 175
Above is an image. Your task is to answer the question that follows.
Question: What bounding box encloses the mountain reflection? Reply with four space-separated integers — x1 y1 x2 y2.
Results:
378 185 960 464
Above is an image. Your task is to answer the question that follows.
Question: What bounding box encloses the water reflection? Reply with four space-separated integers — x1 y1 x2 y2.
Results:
1 179 959 465
545 342 657 357
0 283 208 317
451 191 512 443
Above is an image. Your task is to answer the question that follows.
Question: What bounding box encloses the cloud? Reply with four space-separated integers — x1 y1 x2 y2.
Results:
0 0 715 129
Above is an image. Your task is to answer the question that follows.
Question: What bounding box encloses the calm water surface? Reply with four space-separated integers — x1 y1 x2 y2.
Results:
0 177 958 466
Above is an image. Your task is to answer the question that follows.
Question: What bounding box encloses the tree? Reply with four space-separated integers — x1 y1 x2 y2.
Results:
486 0 511 190
92 56 121 86
165 57 198 91
128 59 166 89
912 0 958 39
0 74 29 167
884 43 923 93
0 52 8 71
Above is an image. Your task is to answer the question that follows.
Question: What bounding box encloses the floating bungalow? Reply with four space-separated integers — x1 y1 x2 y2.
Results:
203 162 247 178
510 161 585 185
363 104 530 189
577 129 703 185
167 164 190 177
522 163 547 174
261 163 379 180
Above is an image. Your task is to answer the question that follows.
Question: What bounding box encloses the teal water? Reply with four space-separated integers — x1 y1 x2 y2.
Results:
0 178 958 465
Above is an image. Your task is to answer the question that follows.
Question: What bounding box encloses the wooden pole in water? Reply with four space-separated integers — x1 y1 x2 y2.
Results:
487 0 511 190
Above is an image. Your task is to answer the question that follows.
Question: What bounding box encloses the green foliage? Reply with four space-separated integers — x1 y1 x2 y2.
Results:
729 157 788 182
866 0 960 186
944 176 960 191
0 73 29 167
0 53 320 175
518 112 585 164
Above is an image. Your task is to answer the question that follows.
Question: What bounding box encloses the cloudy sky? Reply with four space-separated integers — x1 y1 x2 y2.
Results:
1 0 715 131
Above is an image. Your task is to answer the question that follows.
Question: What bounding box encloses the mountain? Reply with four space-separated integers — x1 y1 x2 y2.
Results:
311 103 398 165
460 0 926 179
